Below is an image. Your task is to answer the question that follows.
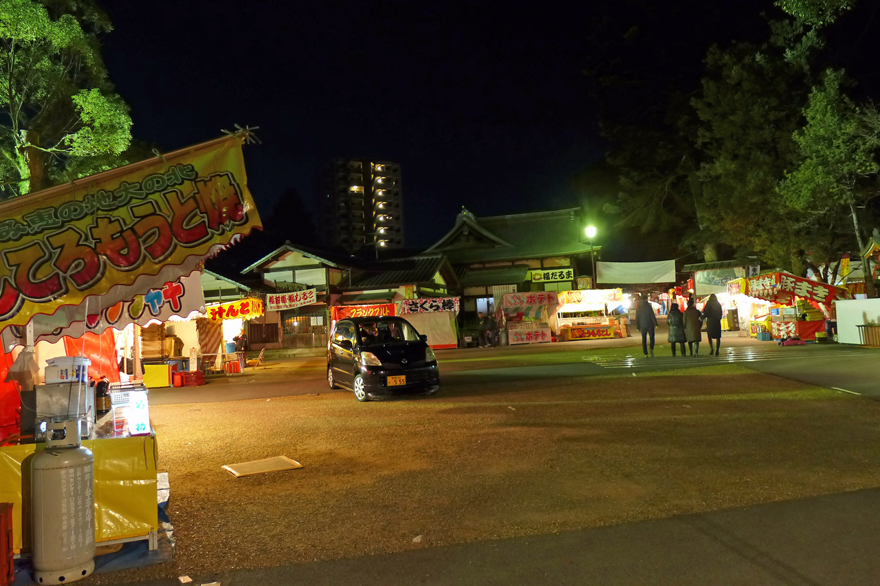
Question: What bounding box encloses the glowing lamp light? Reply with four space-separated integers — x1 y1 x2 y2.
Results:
585 226 597 239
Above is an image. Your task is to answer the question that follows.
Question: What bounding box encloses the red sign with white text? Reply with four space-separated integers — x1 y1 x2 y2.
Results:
331 304 396 321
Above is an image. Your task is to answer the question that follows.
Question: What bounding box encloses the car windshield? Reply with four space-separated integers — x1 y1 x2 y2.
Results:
357 320 420 345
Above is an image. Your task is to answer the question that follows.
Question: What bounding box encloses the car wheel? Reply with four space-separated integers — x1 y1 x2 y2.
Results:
353 374 369 402
422 384 440 396
327 366 339 389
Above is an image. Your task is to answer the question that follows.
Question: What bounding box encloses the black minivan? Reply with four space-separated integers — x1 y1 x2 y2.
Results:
327 316 441 401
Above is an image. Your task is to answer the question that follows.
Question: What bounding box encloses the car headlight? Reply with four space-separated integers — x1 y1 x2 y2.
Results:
360 351 382 366
425 347 437 362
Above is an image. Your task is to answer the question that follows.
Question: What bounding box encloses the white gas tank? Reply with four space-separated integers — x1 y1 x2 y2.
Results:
31 419 96 584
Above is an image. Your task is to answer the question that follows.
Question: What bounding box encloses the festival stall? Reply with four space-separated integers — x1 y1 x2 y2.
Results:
397 297 460 349
554 289 628 341
202 296 265 374
500 291 557 344
731 272 850 341
0 133 262 558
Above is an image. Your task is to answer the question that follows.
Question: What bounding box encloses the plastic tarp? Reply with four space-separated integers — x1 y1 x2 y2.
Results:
0 435 159 553
597 260 676 284
62 328 121 383
402 312 458 349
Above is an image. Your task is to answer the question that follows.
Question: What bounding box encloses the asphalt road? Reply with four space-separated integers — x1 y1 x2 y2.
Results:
92 338 880 586
150 340 880 405
134 488 880 586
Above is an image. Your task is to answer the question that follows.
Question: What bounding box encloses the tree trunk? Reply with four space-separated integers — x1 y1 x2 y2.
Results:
849 202 866 252
15 129 46 196
702 242 718 262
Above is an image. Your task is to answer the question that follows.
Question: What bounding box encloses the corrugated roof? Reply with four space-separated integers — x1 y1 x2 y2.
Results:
346 254 448 289
458 266 530 288
426 208 595 263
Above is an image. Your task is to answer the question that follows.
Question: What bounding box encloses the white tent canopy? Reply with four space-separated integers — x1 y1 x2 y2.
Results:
597 260 676 284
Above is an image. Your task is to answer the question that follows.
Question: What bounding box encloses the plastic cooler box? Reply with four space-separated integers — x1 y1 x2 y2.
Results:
44 356 91 384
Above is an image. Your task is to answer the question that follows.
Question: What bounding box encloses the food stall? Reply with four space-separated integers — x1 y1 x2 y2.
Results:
0 133 262 560
397 297 460 349
203 296 265 374
555 289 627 341
733 272 850 341
501 291 557 344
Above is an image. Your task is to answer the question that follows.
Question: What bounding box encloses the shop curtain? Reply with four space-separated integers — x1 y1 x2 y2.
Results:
0 346 19 441
196 318 223 355
62 329 121 383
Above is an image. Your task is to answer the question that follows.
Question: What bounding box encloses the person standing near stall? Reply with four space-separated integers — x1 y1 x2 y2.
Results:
683 298 703 356
477 312 489 348
635 294 658 357
702 294 723 356
667 303 687 357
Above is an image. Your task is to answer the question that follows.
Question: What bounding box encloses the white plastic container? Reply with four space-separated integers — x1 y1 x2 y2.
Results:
45 357 91 384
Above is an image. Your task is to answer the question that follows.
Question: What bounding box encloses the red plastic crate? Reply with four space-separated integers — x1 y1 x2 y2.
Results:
0 502 12 586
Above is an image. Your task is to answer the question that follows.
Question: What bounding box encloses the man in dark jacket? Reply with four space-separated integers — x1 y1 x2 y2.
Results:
477 312 489 347
635 294 658 357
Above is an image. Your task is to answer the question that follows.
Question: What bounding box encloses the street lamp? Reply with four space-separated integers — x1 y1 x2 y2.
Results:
585 226 597 288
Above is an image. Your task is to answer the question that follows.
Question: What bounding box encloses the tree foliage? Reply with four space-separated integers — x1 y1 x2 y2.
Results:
589 0 878 274
0 0 132 196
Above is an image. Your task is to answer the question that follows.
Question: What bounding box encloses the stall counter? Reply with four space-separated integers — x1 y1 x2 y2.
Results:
0 434 159 553
561 324 616 341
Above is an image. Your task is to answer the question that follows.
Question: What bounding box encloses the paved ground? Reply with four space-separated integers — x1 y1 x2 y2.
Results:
129 488 880 586
150 336 880 404
73 335 880 586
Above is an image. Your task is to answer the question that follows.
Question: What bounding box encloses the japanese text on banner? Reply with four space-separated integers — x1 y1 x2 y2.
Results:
267 288 317 311
400 297 460 314
208 298 264 321
501 291 558 307
0 137 261 334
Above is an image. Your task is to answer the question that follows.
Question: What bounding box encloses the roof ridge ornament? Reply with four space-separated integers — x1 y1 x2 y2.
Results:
459 206 476 221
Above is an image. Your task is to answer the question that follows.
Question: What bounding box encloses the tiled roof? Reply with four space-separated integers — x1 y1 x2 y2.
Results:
241 242 354 274
346 254 449 289
426 208 595 263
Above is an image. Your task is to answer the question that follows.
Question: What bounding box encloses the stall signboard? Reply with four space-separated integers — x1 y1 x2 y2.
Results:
568 325 614 340
559 289 623 305
531 268 574 283
577 277 593 290
746 272 849 306
400 297 460 314
502 292 558 307
727 278 748 297
125 391 151 436
267 288 317 311
2 273 205 346
0 137 261 338
747 273 780 299
509 328 552 344
207 298 264 322
331 304 395 321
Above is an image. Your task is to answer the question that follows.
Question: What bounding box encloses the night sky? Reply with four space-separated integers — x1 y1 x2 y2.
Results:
101 1 880 255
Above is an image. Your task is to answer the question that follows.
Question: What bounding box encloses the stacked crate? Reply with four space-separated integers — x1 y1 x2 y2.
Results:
140 323 167 360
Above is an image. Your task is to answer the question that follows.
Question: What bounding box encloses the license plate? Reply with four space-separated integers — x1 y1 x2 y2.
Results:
387 375 406 386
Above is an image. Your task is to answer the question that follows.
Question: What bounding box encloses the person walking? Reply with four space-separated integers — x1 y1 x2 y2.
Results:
702 293 723 356
683 298 703 356
667 303 687 357
635 294 658 357
477 312 489 348
487 314 499 347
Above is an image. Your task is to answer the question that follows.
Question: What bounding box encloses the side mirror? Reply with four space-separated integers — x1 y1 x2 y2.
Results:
340 340 353 351
419 334 428 342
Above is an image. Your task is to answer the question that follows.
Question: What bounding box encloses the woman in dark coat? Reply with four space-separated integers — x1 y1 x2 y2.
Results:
667 303 686 356
702 293 724 356
683 298 703 356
